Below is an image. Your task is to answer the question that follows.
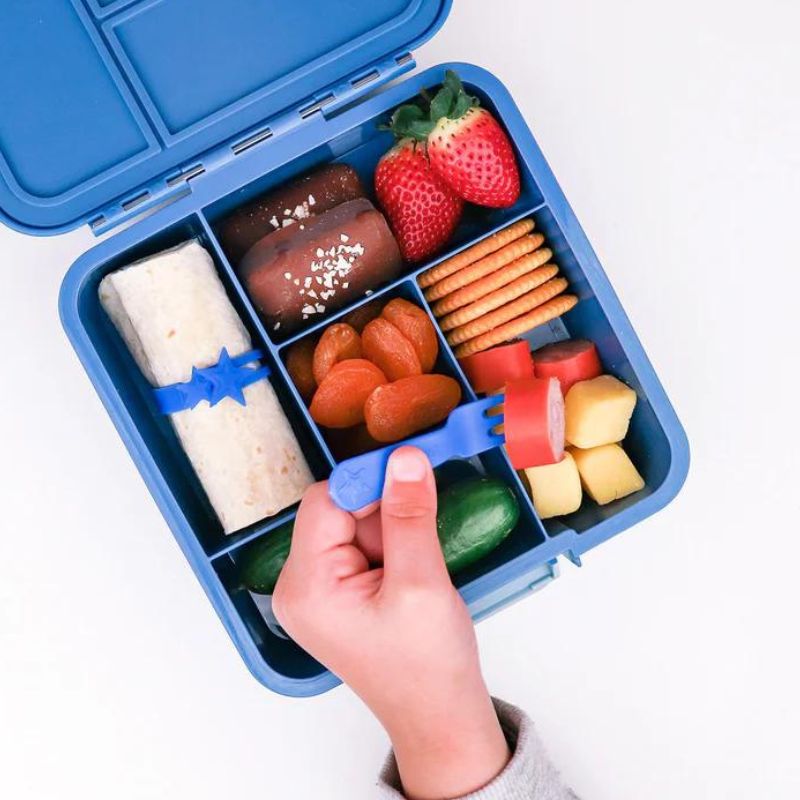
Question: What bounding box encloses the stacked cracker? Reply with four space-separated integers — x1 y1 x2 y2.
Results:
419 220 578 358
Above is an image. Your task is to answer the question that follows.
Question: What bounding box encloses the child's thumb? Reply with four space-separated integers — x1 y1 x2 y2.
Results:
380 447 449 587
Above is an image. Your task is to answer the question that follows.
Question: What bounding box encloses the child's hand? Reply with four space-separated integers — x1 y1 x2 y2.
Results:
273 447 509 800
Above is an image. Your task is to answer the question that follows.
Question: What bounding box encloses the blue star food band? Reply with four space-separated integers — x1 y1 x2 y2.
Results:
153 348 271 414
98 240 313 533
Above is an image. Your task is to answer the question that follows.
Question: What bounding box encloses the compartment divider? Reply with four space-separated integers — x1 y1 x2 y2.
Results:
196 213 338 471
198 199 558 552
273 274 412 350
196 213 283 353
404 217 557 543
407 202 548 283
268 203 548 352
282 273 552 546
209 508 297 561
403 279 477 404
493 448 552 540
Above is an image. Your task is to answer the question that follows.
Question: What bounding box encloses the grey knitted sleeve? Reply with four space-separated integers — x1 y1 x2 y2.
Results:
377 698 578 800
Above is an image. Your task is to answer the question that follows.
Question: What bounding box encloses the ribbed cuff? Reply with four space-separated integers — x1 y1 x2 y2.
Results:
377 698 578 799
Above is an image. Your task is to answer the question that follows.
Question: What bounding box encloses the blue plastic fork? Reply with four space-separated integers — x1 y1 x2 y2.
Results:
328 395 505 512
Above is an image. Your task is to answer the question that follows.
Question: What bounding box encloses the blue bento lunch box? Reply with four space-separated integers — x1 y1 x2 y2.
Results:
1 0 689 697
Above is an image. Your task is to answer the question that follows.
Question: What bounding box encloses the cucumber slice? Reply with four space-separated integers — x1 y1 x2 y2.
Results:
437 478 519 574
238 519 293 595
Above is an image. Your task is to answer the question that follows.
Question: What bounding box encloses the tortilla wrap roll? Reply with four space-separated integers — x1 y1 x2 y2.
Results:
99 240 313 533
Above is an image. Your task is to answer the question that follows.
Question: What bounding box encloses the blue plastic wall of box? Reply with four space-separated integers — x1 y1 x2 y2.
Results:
58 64 690 697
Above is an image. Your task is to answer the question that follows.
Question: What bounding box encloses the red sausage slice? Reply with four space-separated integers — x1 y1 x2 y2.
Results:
503 377 565 469
533 339 602 396
458 340 535 394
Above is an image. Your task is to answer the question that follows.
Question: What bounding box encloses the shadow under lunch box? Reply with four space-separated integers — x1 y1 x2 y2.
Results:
0 0 689 696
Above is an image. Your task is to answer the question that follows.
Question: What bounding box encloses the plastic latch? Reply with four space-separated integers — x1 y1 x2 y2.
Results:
469 559 559 623
90 51 416 237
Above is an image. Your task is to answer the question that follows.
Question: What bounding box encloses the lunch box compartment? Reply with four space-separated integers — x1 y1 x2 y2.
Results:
276 278 478 459
448 447 550 590
208 445 548 691
498 206 676 537
68 214 332 554
52 59 688 695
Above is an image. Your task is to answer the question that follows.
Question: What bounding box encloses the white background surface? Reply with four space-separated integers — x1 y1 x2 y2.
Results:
1 1 798 798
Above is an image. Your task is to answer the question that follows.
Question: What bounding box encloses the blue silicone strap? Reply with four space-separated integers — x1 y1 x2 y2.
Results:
153 348 270 414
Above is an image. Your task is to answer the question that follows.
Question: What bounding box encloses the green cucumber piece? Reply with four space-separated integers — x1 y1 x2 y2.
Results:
239 477 520 594
437 478 520 574
238 519 293 595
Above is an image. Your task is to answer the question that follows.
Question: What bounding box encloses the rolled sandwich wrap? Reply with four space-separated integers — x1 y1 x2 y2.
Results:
99 240 313 533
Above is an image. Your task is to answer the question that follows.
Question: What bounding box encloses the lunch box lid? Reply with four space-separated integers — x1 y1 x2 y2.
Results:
0 0 451 236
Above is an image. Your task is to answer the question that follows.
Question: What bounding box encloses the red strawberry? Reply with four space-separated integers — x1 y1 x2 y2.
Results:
388 71 521 209
428 105 520 208
375 138 464 263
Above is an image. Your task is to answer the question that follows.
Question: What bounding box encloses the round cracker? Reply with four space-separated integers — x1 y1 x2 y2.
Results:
446 277 569 345
418 218 535 289
439 264 560 332
432 249 554 318
424 234 545 302
453 295 580 358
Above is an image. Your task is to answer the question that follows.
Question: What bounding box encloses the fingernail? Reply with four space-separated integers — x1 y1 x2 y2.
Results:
387 448 428 483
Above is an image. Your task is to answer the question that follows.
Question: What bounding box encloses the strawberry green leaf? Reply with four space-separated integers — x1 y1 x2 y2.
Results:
440 69 479 120
452 92 475 119
407 119 436 140
392 104 425 126
430 86 454 123
388 104 427 140
444 70 463 96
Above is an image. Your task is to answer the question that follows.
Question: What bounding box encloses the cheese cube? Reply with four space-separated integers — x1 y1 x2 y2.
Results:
565 375 637 448
569 444 645 506
524 452 583 519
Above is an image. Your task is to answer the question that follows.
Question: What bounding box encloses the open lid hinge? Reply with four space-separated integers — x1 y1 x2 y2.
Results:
89 51 416 237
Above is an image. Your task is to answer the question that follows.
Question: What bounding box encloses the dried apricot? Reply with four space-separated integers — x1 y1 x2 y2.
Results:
341 299 384 333
312 323 362 384
310 359 387 428
382 298 439 372
362 318 422 381
365 374 462 443
285 336 318 402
